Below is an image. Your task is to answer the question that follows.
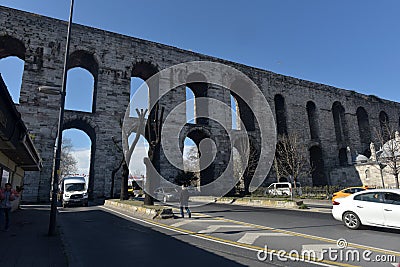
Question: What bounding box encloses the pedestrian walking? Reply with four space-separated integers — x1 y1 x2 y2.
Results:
0 183 17 231
179 185 191 218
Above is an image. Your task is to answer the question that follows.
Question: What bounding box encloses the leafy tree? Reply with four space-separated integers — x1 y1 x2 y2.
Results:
60 138 78 177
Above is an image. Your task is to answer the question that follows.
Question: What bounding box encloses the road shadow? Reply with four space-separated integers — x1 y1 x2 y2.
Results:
59 208 246 266
361 225 400 234
0 206 68 267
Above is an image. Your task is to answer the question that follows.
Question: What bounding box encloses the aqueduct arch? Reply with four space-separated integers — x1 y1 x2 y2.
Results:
66 50 99 113
62 115 97 199
0 35 25 59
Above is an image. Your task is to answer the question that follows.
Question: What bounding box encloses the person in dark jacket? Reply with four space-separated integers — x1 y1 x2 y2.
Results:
179 185 191 218
0 183 17 231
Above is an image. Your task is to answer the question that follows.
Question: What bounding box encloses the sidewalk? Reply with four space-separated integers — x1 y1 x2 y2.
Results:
0 205 68 267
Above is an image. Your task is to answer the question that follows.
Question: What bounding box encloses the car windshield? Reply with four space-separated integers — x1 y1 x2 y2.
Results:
65 183 85 192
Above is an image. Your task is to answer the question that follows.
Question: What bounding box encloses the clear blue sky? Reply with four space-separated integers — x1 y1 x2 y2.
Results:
1 0 400 103
1 0 400 173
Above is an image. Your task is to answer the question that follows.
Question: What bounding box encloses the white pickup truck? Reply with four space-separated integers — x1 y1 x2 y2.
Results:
58 176 88 207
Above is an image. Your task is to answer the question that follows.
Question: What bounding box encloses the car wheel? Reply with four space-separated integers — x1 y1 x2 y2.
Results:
343 211 361 230
163 196 167 203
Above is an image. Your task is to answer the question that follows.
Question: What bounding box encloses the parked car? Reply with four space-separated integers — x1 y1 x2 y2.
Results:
332 189 400 230
154 187 180 203
266 182 302 196
331 186 369 203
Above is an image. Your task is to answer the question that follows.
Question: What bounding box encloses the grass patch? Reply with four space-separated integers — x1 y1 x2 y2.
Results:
298 203 309 209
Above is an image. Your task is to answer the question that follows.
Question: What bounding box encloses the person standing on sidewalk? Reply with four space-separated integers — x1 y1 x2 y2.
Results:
0 183 17 231
179 185 191 218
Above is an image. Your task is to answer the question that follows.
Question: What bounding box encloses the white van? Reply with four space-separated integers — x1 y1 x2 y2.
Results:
266 182 302 196
58 176 88 207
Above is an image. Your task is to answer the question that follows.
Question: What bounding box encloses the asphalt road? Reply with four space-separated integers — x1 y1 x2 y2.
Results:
192 203 400 252
58 203 400 267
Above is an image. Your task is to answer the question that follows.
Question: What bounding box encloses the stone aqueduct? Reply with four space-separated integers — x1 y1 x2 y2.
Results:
1 6 400 201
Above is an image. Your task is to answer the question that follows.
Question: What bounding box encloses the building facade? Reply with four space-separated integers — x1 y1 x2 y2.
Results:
0 74 41 207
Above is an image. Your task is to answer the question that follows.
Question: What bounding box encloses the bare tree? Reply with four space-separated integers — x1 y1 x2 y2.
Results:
183 146 200 176
375 123 400 189
235 137 259 195
174 171 198 187
60 138 78 177
110 156 123 198
232 148 244 182
232 148 247 194
112 109 147 200
274 134 310 188
144 103 164 205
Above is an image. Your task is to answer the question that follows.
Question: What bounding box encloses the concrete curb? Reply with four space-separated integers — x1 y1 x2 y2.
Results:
191 196 299 208
104 200 174 219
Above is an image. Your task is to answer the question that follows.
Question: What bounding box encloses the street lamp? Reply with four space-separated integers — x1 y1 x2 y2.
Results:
40 0 74 236
375 150 386 188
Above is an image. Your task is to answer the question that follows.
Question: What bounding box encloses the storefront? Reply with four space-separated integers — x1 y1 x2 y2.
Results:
0 74 42 209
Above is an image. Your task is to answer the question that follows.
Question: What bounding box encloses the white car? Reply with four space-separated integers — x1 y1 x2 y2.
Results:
266 182 302 196
332 189 400 230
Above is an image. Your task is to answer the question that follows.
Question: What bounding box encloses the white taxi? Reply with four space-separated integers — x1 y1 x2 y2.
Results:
332 189 400 230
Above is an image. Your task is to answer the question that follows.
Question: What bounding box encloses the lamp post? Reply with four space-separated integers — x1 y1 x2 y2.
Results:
378 162 386 188
46 0 74 236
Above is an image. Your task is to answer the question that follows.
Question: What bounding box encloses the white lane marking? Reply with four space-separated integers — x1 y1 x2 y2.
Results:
198 224 250 234
170 219 219 228
237 232 290 244
100 206 335 267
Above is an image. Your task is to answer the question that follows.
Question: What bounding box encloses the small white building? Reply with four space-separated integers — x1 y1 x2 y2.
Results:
330 132 400 188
